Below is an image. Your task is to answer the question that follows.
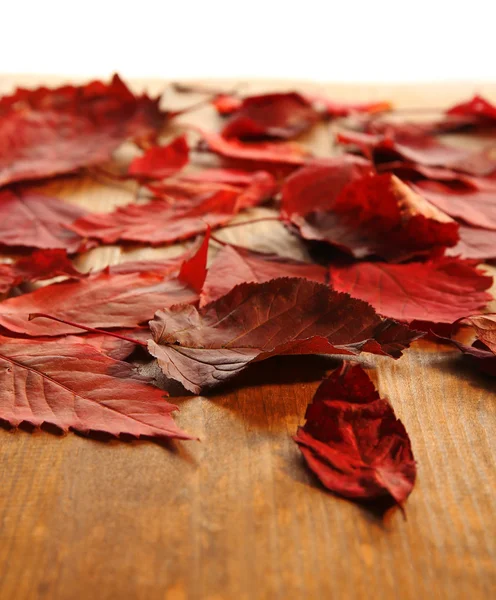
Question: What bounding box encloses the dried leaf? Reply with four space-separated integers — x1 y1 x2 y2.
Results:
201 244 327 305
128 135 189 180
329 257 492 323
0 270 198 336
0 74 165 187
294 362 416 506
0 249 84 294
0 188 87 252
447 225 496 261
0 335 191 439
221 92 320 140
286 173 459 261
147 278 421 393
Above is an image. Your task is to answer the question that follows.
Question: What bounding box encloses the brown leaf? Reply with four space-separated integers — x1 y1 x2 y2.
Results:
147 278 421 393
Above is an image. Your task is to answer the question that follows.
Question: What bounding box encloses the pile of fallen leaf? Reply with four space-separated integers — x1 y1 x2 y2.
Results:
1 75 495 514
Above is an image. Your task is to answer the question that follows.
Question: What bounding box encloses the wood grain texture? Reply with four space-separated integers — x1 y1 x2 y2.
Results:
0 76 495 600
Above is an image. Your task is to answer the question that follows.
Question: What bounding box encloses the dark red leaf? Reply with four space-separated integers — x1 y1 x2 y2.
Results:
281 156 372 217
127 135 189 180
286 172 459 261
294 362 416 506
0 74 165 187
411 180 496 230
0 270 198 336
337 129 496 176
329 257 492 323
221 92 320 140
0 188 87 252
0 334 192 439
446 95 496 126
0 249 84 294
200 244 327 305
71 174 273 246
460 314 496 353
147 278 421 393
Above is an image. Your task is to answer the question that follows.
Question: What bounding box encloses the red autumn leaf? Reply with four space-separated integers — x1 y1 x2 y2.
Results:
0 74 165 187
329 257 492 324
411 180 496 230
147 278 421 393
220 92 320 140
178 228 210 293
0 334 192 439
200 244 327 305
0 269 198 336
286 173 459 261
148 169 277 209
193 126 310 166
337 129 496 176
446 95 496 126
0 188 87 252
70 175 271 246
294 362 416 507
447 225 496 261
127 135 189 180
281 156 372 217
0 249 84 294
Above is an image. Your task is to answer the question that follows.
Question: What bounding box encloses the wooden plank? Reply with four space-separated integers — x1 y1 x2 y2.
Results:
0 76 495 600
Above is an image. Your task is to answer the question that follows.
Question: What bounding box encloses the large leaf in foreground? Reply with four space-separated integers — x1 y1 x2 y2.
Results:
294 362 416 507
0 188 87 252
0 74 165 187
329 257 492 324
0 270 198 336
0 335 191 439
148 278 421 393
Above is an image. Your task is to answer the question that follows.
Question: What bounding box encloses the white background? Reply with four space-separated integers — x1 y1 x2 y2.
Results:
2 1 496 82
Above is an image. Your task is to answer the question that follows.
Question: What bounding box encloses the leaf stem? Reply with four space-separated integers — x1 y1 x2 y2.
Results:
28 313 148 347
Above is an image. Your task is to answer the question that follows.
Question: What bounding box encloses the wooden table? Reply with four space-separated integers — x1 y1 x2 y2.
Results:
0 76 495 600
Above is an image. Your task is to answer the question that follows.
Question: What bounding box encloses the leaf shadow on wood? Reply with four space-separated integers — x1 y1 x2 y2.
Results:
429 352 496 392
0 418 198 463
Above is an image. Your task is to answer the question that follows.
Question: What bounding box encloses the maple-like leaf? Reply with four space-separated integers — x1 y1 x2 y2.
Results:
127 135 189 180
411 180 496 230
220 92 320 140
294 362 416 506
0 334 192 439
194 126 310 166
0 270 198 336
329 257 492 323
0 74 166 187
71 174 272 246
337 129 496 176
147 278 421 394
286 173 459 261
281 156 372 217
0 188 87 252
0 249 84 294
200 244 327 305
